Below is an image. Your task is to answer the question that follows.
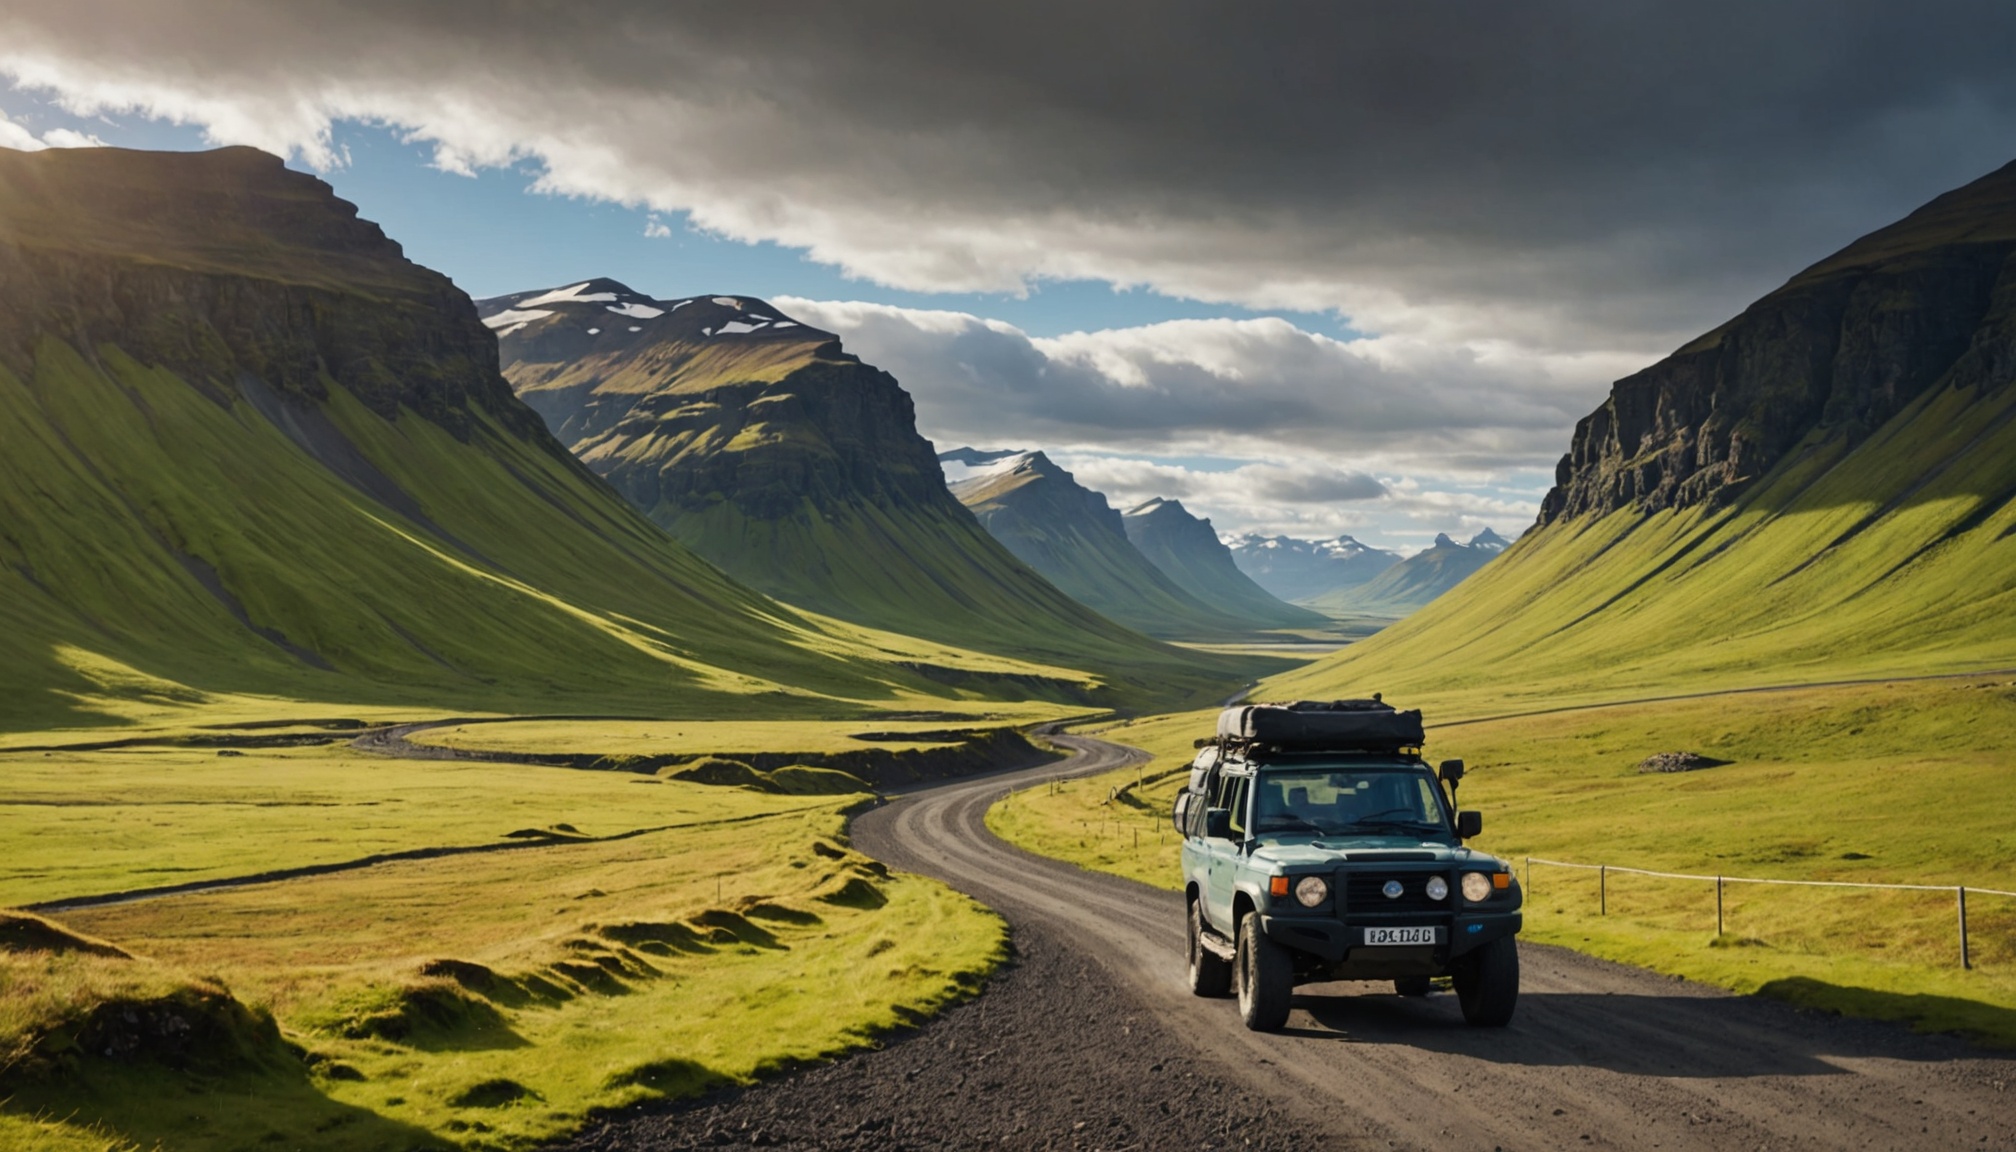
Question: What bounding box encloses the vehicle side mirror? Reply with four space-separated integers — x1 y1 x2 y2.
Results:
1456 810 1483 840
1172 791 1195 835
1204 807 1232 840
1439 758 1466 784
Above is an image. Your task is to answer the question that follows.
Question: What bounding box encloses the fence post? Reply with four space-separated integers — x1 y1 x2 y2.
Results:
1525 856 1532 897
1600 865 1607 916
1959 886 1971 970
1716 876 1724 937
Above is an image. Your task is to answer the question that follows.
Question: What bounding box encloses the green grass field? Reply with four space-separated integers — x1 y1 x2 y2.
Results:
988 679 2016 1045
0 724 1008 1151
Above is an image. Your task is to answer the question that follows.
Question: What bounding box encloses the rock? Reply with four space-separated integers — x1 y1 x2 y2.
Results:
1637 752 1733 774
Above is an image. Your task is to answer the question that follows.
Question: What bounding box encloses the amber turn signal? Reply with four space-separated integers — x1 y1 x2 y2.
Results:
1493 873 1512 890
1269 876 1290 897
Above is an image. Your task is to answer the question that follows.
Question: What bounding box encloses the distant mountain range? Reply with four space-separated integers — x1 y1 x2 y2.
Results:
479 281 1260 707
939 450 1300 638
1226 534 1401 601
1303 529 1509 617
1274 157 2016 704
937 450 1324 638
1119 499 1329 630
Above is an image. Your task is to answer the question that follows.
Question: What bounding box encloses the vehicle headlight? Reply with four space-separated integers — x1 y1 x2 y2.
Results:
1424 875 1450 901
1461 871 1494 902
1294 875 1329 907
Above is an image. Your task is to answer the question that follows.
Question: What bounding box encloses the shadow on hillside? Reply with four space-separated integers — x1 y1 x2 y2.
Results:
1284 981 1997 1075
2 1067 451 1151
1756 976 2016 1049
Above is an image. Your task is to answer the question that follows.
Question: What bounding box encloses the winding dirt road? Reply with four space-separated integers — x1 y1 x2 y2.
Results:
840 730 2016 1151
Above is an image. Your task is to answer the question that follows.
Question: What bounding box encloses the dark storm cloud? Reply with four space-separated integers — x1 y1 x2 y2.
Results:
6 0 2015 361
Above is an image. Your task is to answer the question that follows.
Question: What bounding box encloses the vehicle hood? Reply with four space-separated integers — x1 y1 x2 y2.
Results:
1248 837 1502 870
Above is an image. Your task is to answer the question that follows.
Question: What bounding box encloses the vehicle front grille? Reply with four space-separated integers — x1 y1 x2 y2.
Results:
1344 871 1452 914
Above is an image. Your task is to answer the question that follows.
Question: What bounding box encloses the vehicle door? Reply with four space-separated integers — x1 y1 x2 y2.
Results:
1203 772 1250 930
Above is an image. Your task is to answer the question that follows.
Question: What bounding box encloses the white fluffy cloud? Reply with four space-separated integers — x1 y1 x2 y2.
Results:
777 297 1561 545
778 297 1631 474
0 109 103 150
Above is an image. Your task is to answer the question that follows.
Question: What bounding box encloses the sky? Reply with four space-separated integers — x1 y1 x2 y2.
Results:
5 2 2016 553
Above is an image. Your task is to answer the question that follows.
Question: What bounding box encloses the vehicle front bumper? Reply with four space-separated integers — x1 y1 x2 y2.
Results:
1258 909 1522 977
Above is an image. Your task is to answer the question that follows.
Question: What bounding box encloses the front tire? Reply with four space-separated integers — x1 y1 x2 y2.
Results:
1453 936 1519 1026
1236 914 1293 1031
1187 898 1231 998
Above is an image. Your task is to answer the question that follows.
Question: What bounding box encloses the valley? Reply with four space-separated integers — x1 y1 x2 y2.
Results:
8 113 2016 1152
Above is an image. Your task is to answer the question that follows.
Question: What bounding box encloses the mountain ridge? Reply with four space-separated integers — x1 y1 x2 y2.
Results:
0 145 1058 728
1271 157 2016 711
939 450 1294 640
485 281 1265 708
1118 498 1331 630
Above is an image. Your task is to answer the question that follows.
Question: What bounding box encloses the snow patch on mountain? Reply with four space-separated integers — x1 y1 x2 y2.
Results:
937 446 1035 484
518 282 620 308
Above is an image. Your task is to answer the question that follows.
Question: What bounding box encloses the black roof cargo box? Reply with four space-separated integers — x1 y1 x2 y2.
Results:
1216 699 1424 750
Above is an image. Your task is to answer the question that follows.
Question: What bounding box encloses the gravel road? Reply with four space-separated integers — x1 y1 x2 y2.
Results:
566 730 2016 1151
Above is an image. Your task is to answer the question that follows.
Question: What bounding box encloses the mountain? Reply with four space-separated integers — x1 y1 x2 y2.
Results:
939 450 1293 639
482 282 1262 707
1270 158 2016 710
1304 530 1505 617
0 145 1084 730
1226 533 1402 601
1119 499 1332 630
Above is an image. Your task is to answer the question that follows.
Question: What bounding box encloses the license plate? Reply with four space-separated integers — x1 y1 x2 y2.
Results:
1362 926 1440 946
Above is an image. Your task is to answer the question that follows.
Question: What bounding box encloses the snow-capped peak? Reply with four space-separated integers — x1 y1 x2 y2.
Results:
937 446 1036 484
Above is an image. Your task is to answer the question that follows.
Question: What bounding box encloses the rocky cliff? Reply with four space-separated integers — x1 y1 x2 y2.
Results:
486 284 1258 707
0 146 542 442
1540 158 2016 526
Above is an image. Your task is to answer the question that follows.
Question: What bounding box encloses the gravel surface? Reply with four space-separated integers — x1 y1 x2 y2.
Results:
556 920 1338 1151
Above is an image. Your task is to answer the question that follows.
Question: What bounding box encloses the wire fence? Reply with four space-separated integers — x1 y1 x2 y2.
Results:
1525 856 2016 970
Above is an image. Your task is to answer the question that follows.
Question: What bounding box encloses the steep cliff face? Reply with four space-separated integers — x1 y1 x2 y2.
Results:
1540 158 2016 526
487 283 1256 707
0 146 542 442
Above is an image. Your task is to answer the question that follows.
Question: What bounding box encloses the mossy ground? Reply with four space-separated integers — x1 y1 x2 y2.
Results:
1 721 1009 1151
989 679 2016 1046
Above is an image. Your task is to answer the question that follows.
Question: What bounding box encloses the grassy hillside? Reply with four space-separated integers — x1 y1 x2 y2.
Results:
949 454 1293 640
490 284 1277 710
1119 499 1331 630
1269 375 2016 714
1272 161 2016 711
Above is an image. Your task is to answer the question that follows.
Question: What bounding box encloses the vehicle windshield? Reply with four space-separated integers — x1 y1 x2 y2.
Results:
1250 766 1449 838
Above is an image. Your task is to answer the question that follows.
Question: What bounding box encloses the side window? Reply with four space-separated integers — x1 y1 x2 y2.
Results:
1415 776 1447 823
1227 777 1251 837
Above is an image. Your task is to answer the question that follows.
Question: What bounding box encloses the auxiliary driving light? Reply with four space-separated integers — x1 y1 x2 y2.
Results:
1424 875 1450 901
1294 875 1329 907
1461 871 1494 902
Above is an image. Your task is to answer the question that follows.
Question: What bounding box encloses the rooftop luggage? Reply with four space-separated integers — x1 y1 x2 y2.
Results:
1216 698 1424 750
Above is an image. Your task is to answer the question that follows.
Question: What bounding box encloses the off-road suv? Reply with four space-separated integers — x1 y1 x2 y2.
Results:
1173 698 1522 1031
